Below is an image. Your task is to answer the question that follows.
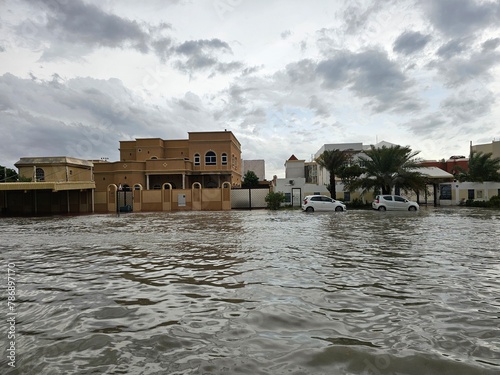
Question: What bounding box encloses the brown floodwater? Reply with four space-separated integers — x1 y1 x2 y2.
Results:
0 207 499 374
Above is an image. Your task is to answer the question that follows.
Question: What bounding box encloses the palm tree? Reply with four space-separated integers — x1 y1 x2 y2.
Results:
348 145 426 195
459 151 500 182
316 149 349 199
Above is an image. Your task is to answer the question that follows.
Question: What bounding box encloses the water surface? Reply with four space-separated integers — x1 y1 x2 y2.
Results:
1 207 499 374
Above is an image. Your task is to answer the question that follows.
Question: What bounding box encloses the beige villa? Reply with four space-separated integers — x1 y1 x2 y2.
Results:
93 131 242 212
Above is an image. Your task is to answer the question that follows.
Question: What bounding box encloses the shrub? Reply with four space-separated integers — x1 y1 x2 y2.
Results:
265 191 286 210
465 196 500 208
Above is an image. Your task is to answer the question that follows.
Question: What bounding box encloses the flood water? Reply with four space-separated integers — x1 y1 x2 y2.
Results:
0 207 499 374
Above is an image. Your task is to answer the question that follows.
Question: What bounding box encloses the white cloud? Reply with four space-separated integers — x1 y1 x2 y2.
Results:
0 0 499 178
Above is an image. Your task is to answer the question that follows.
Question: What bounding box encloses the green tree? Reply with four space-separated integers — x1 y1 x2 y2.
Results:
0 165 18 182
347 145 426 195
458 151 500 182
265 191 285 210
242 170 259 188
315 149 349 199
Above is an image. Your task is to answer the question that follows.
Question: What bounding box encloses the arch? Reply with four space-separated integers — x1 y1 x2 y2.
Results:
205 151 216 165
133 184 142 212
192 182 202 210
222 181 231 210
150 156 158 160
35 167 45 182
162 183 172 211
107 184 118 212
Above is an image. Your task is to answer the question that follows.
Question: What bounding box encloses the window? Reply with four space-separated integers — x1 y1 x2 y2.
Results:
344 192 351 202
311 196 322 201
205 151 216 165
194 154 200 166
321 196 332 202
284 193 291 203
468 189 475 200
222 153 228 165
440 184 452 200
382 196 393 201
35 168 45 181
477 190 483 199
394 196 406 202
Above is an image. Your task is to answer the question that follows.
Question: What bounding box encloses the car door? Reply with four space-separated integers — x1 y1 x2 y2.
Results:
382 195 393 210
322 196 334 211
393 195 407 210
310 196 323 211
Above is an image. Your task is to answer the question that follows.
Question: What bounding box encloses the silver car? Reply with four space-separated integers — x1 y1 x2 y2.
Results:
302 195 347 212
372 195 419 211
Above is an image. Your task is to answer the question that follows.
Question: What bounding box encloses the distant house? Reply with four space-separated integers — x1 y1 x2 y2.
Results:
242 159 266 181
0 157 95 215
273 155 329 207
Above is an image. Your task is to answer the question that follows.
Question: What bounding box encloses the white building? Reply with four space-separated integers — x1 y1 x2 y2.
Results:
273 155 329 207
242 159 266 180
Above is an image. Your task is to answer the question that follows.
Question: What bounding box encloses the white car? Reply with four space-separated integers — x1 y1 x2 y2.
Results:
302 195 347 212
372 195 419 211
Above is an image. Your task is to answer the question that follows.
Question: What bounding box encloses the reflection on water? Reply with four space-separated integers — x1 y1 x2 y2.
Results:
1 208 499 374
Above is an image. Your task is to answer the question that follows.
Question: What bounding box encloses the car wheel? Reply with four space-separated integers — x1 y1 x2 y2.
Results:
335 206 343 211
408 206 417 211
306 207 314 212
378 206 386 211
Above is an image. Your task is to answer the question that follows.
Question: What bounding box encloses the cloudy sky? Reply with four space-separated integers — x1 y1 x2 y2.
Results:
1 0 499 178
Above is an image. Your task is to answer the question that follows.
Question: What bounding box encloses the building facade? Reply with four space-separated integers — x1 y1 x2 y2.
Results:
94 131 242 192
92 131 242 212
0 157 95 215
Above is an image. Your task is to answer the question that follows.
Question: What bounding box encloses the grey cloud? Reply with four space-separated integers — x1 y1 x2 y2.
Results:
431 47 500 86
0 73 199 166
436 38 470 59
17 1 243 76
281 30 292 39
393 31 431 55
308 95 330 117
172 39 242 75
342 0 388 35
421 0 500 37
441 89 494 123
316 49 420 113
39 0 149 53
403 113 447 135
482 37 500 51
0 46 5 52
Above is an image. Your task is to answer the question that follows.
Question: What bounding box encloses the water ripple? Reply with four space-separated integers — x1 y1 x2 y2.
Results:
0 208 499 374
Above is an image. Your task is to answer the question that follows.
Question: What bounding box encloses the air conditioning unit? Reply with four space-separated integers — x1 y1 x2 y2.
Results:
289 180 294 185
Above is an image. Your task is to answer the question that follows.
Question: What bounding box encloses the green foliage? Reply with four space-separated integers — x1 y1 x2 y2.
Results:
242 170 259 188
315 149 349 199
458 151 500 182
265 191 286 210
347 145 426 195
465 195 500 208
0 165 18 182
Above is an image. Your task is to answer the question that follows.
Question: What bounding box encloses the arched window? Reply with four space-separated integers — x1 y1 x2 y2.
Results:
35 168 45 182
205 151 216 165
194 153 200 166
221 153 228 165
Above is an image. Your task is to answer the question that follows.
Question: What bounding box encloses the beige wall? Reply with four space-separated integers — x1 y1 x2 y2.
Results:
18 165 92 182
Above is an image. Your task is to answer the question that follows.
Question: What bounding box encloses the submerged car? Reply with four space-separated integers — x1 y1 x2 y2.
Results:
302 195 347 212
372 195 419 211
